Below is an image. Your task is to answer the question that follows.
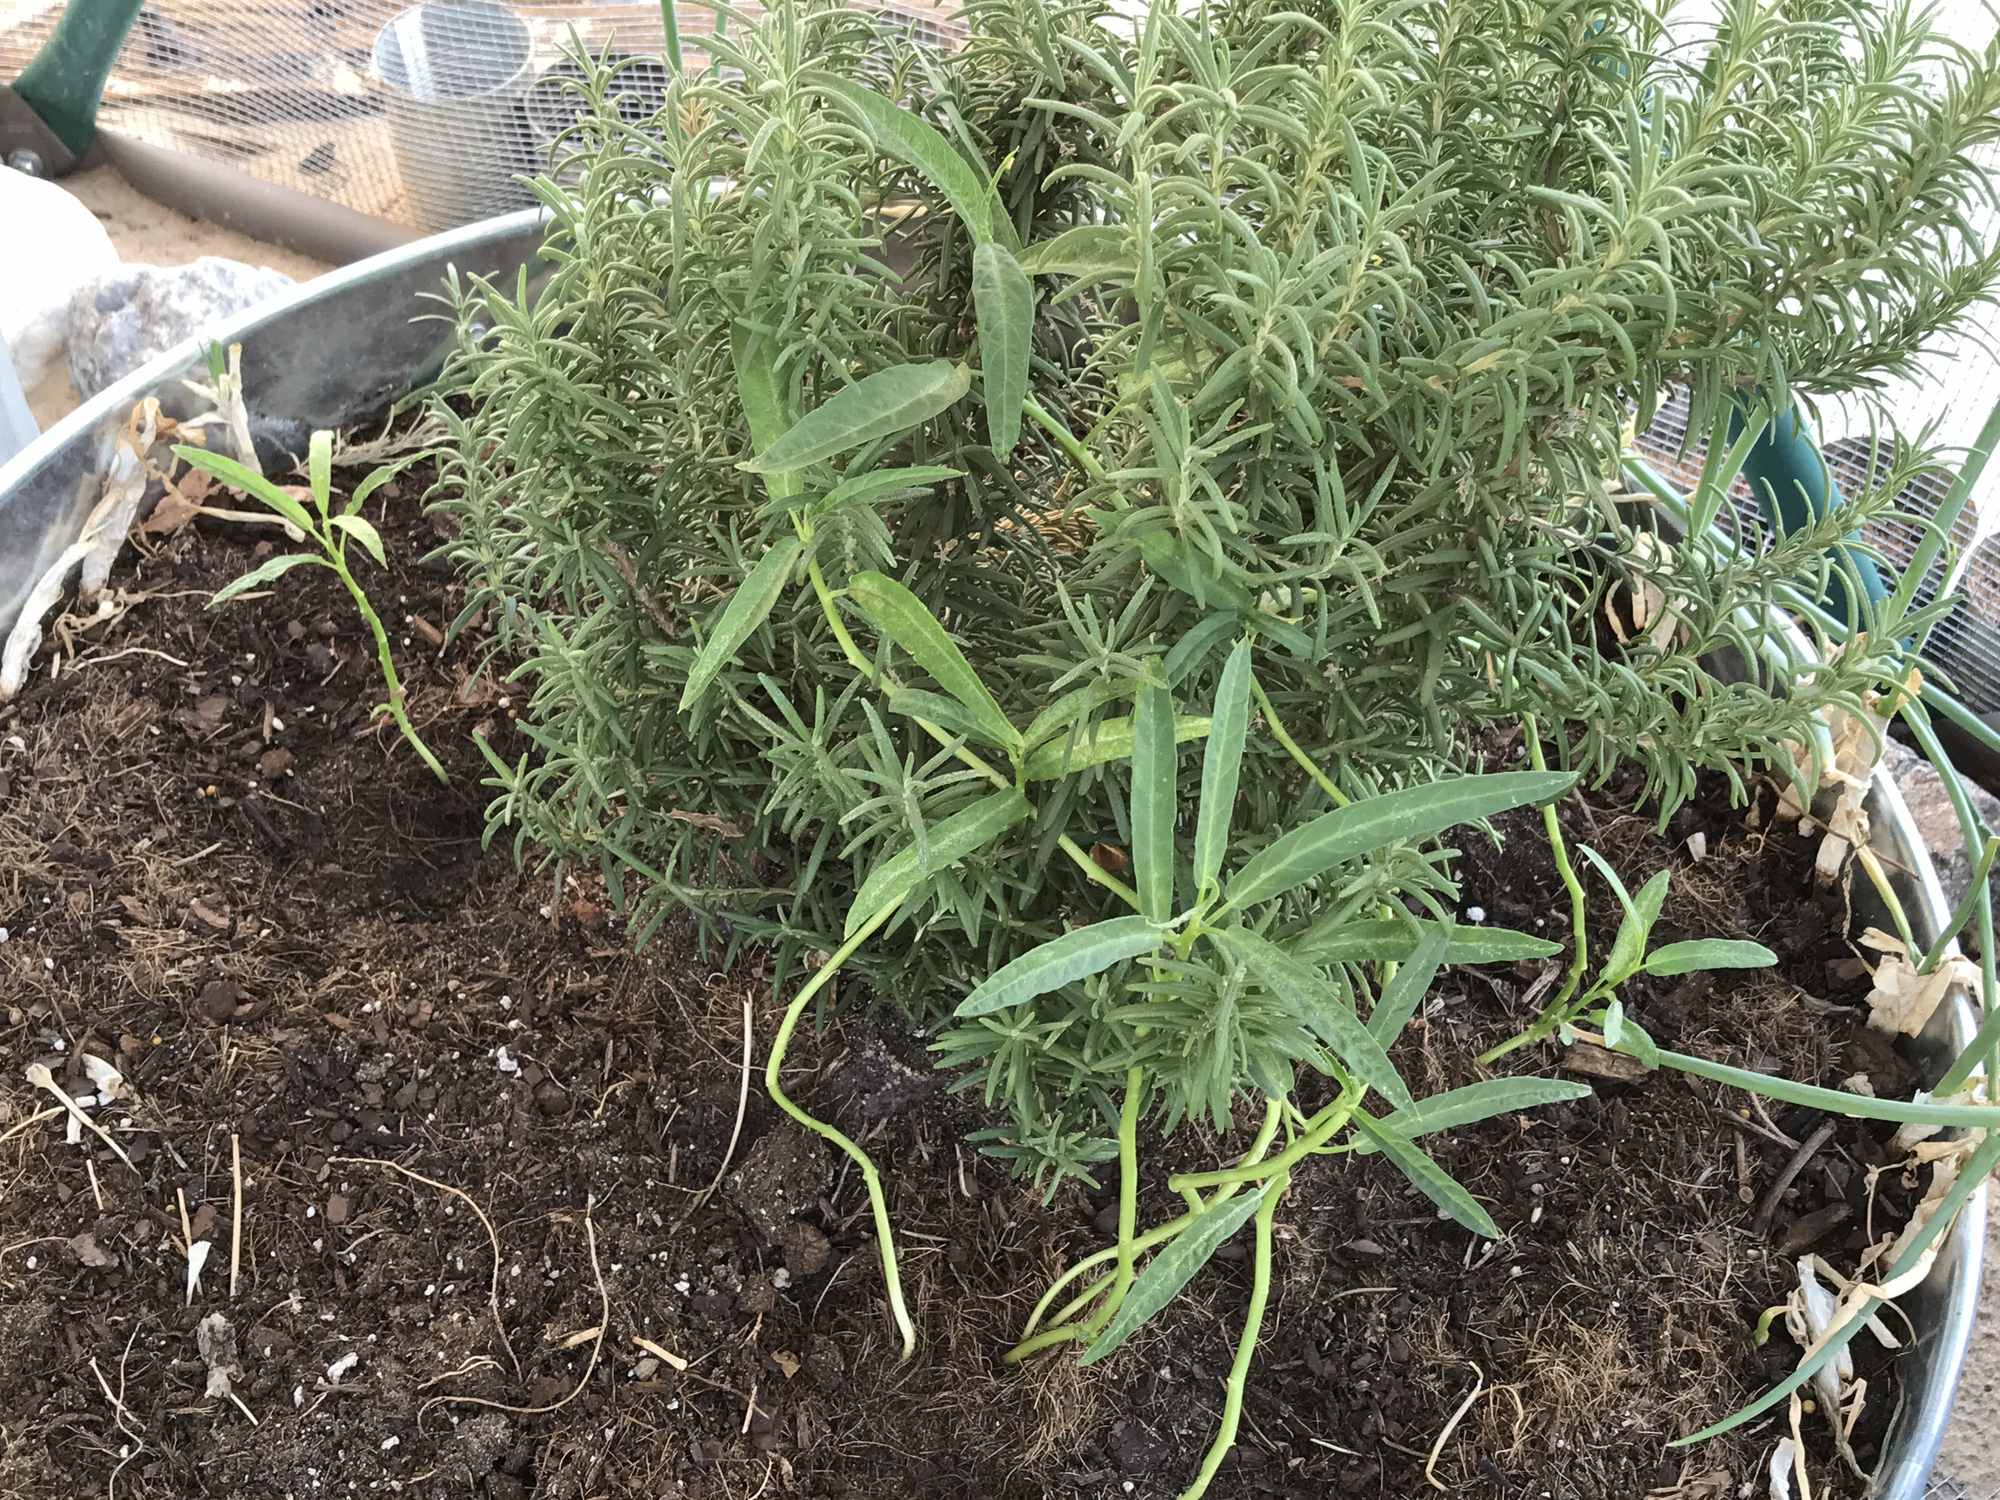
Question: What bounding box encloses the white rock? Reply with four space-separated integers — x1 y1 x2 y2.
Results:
0 167 118 394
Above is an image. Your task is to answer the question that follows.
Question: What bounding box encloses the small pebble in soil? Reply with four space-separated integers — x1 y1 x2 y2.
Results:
1465 905 1486 922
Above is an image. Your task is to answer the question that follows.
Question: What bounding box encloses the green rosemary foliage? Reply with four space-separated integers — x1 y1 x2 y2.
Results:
433 0 1999 1194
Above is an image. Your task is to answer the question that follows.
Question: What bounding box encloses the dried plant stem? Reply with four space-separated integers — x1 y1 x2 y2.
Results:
693 991 755 1212
229 1134 244 1300
331 1155 521 1380
420 1196 607 1422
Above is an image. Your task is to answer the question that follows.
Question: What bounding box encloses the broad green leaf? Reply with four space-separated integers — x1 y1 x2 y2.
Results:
1367 920 1450 1048
1079 1179 1276 1365
1641 939 1779 976
1356 1077 1593 1153
1646 1042 2000 1129
1577 844 1637 912
174 444 315 535
1294 918 1559 967
1136 531 1255 613
345 454 424 516
679 537 803 712
742 362 971 476
1588 858 1668 985
731 322 801 503
847 572 1019 750
972 242 1034 461
1023 677 1139 749
1164 611 1239 687
1677 1127 2000 1444
1352 1111 1501 1238
848 789 1031 938
210 552 327 606
328 513 387 568
1192 640 1252 899
307 429 333 511
810 465 963 518
819 77 1005 246
1024 713 1211 781
1207 926 1413 1109
1224 772 1576 913
885 688 1014 749
1019 224 1136 280
956 914 1165 1017
1131 683 1176 922
1614 1011 1661 1067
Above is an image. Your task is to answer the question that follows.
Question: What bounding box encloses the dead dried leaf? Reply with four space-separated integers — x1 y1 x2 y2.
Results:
68 1231 117 1268
1863 951 1977 1037
189 899 231 932
140 469 214 537
771 1349 801 1379
197 1312 240 1399
1561 1041 1651 1083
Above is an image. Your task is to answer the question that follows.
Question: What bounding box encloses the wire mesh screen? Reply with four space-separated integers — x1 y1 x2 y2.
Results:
1631 0 2000 718
0 0 965 231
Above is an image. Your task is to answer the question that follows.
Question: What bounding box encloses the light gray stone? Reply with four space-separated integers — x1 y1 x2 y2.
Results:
65 257 294 399
1882 738 2000 915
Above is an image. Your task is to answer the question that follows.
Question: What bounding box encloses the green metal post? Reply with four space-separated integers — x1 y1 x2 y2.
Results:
11 0 145 159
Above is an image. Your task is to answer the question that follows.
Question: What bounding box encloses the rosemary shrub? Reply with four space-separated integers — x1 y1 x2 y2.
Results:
430 0 2000 1485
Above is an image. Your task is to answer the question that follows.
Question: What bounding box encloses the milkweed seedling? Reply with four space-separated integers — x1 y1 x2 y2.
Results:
175 431 447 784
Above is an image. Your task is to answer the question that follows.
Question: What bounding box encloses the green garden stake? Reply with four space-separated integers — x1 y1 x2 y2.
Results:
1730 397 1889 628
10 0 145 160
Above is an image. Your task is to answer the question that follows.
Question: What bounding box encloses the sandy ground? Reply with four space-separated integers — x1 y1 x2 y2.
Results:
30 162 2000 1496
26 166 331 429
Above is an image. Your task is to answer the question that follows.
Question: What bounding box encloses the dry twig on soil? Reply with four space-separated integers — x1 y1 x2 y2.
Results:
418 1195 609 1424
330 1155 521 1379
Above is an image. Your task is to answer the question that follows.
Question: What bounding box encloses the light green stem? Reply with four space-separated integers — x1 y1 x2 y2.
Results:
1012 1100 1283 1353
1081 1067 1147 1341
1918 834 1997 972
765 906 916 1358
660 0 683 73
1905 695 2000 1096
1250 678 1347 807
337 558 448 783
1167 1088 1355 1195
1179 1170 1286 1500
1478 717 1587 1064
1024 395 1108 486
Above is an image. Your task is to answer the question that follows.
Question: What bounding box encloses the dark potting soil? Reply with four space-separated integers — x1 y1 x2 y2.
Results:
0 460 1926 1500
